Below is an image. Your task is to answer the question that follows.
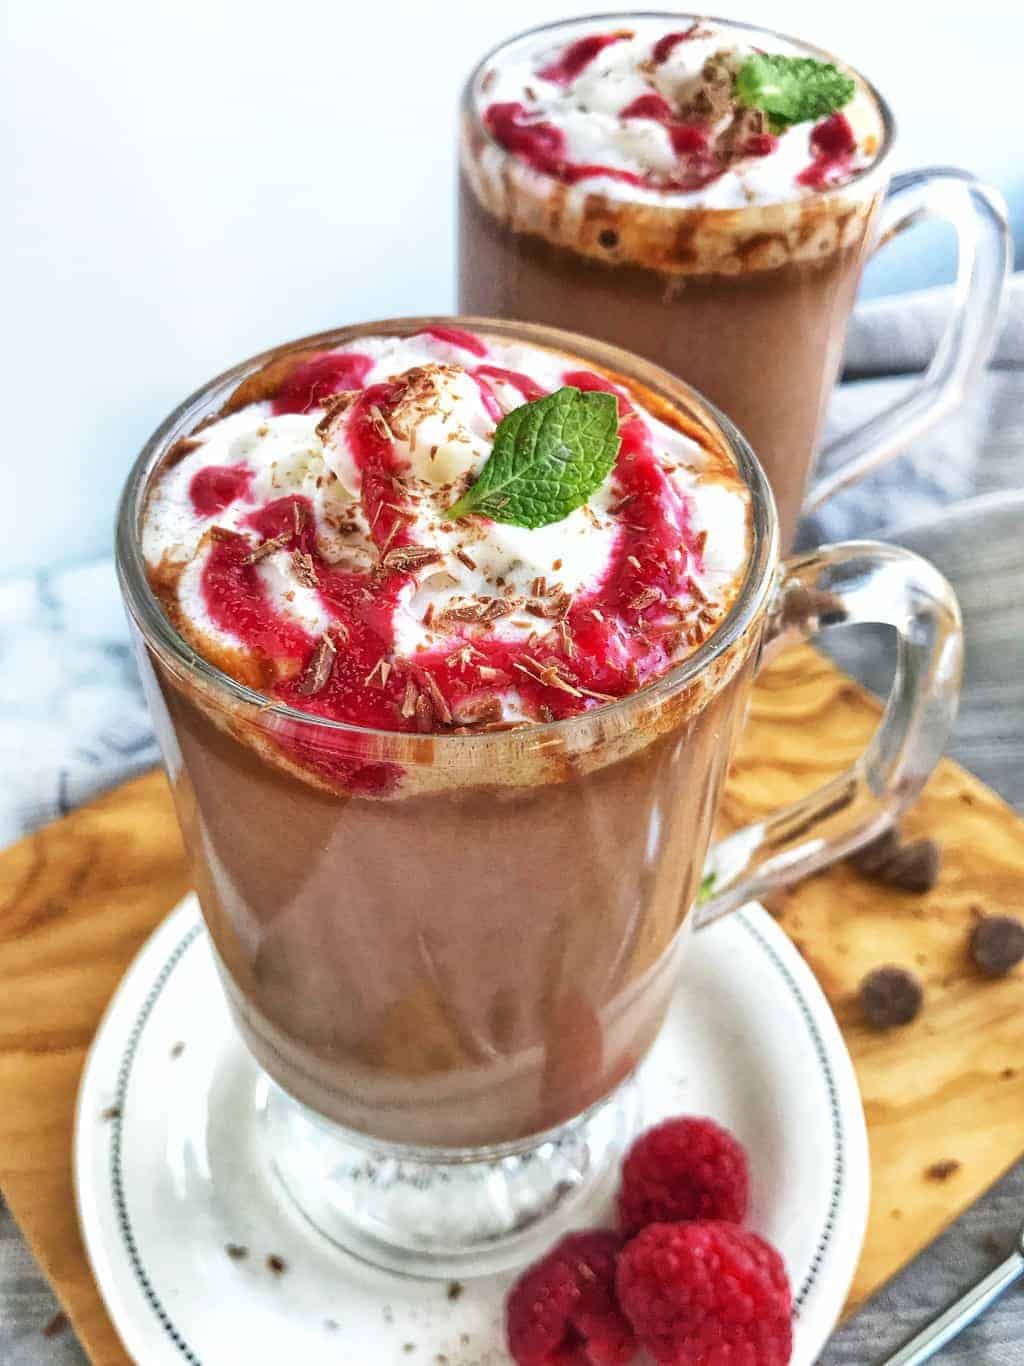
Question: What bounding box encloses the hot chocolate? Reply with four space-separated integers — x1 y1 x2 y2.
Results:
459 16 887 546
137 321 757 1146
119 318 962 1271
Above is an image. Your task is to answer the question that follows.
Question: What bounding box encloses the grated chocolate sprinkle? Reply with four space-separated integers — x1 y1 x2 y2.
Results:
291 549 318 588
383 545 443 573
296 635 336 696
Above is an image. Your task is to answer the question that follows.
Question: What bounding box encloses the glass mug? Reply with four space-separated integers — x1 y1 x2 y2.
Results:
458 15 1011 548
116 317 962 1276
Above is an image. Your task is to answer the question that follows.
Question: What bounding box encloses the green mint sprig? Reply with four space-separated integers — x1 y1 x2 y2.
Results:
447 386 620 529
735 53 855 130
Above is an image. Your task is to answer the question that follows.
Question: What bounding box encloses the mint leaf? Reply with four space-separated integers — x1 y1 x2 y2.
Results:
447 387 620 529
696 870 717 906
735 54 855 129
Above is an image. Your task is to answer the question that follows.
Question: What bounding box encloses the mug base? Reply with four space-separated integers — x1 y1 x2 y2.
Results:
262 1077 641 1278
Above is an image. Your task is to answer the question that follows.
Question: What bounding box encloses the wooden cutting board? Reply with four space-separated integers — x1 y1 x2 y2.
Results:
2 642 1023 1365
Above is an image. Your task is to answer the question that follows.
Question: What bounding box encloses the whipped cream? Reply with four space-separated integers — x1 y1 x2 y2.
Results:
474 18 882 209
142 327 751 730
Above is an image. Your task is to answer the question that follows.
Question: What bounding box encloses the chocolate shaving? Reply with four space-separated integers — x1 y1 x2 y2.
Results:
414 692 434 732
421 671 453 725
687 576 709 605
557 619 575 658
400 679 419 719
720 105 770 158
444 598 514 624
525 594 567 619
292 501 305 535
367 403 393 441
364 656 390 687
382 545 443 573
513 659 582 698
377 520 400 559
315 390 359 440
243 534 289 564
694 530 708 556
630 587 662 614
578 685 617 702
291 549 318 588
455 548 478 571
452 695 503 726
296 635 336 696
682 55 735 123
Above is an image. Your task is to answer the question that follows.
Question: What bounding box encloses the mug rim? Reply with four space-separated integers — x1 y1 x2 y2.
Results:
462 10 897 208
115 314 780 744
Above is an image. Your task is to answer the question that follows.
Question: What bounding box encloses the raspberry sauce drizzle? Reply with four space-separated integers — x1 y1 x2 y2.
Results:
474 365 547 404
272 352 373 415
418 325 488 357
538 32 629 85
798 113 857 189
652 25 704 65
189 464 254 518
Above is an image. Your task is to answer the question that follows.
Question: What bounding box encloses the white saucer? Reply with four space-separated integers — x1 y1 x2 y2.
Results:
75 895 868 1365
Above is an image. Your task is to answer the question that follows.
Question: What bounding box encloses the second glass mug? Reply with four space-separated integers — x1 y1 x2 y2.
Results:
458 13 1011 549
116 317 962 1277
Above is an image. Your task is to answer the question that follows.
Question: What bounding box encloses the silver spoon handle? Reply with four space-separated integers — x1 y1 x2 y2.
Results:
882 1249 1024 1365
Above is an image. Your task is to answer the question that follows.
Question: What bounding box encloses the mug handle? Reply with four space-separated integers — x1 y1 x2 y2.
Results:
695 540 963 928
802 169 1011 517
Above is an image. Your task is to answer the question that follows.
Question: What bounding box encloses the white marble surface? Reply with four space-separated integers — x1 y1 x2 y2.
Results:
2 287 1024 1363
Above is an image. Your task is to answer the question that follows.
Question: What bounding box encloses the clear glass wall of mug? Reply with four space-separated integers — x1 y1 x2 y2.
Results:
118 317 963 1276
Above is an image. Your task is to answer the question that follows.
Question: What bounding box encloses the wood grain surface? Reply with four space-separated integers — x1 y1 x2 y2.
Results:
1 642 1022 1364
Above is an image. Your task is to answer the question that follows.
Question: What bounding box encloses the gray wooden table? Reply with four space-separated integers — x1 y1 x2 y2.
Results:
2 285 1023 1362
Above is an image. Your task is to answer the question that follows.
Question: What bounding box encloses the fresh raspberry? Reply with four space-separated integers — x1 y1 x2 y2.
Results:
505 1230 635 1366
617 1221 793 1365
617 1117 749 1236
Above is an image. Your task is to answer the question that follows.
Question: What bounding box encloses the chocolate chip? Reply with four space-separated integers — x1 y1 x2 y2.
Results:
598 228 619 249
859 966 923 1029
970 915 1024 977
447 1280 464 1301
847 827 941 892
848 826 901 876
42 1311 69 1339
881 839 941 893
225 1243 248 1261
925 1159 961 1182
266 1254 287 1275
